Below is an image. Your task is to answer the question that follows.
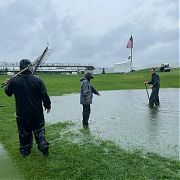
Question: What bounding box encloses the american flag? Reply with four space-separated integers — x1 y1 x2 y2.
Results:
126 35 133 48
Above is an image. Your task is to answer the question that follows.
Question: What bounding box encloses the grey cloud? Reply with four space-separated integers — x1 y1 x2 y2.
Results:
0 0 178 68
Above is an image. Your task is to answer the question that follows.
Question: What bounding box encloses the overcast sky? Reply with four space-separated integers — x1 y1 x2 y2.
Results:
0 0 179 68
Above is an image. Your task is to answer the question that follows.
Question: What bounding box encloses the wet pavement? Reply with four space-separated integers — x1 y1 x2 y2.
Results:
0 143 23 179
0 143 6 156
45 88 179 159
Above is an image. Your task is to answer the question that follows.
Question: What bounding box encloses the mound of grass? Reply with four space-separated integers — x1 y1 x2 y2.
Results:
0 68 179 96
42 68 180 95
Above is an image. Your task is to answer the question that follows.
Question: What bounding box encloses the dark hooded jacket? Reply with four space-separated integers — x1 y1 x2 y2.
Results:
148 73 160 88
80 77 99 104
4 71 51 120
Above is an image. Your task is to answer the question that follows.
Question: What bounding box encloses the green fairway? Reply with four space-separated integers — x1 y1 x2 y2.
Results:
0 68 179 179
0 68 179 96
41 68 180 95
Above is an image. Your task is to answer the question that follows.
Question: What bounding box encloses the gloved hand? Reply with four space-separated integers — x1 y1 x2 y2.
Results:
45 108 51 113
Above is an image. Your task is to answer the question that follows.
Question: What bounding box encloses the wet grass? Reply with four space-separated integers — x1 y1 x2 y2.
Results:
0 68 179 179
41 68 180 95
0 68 179 96
0 110 179 179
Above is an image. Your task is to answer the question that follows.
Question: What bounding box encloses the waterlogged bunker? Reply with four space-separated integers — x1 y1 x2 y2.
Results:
45 89 179 159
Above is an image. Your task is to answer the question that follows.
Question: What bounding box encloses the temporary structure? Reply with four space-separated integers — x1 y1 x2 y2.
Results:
113 61 131 73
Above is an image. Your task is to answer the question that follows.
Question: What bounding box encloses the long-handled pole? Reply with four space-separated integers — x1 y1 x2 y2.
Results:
1 66 29 88
144 83 150 100
1 46 50 88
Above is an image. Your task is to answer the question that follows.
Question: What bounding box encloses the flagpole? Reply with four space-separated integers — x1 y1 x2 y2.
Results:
126 34 133 72
131 46 133 71
130 33 133 71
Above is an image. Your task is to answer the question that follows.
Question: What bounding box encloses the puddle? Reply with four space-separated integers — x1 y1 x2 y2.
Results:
45 89 179 159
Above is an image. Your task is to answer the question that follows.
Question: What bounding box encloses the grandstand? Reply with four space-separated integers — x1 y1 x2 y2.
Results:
0 62 95 74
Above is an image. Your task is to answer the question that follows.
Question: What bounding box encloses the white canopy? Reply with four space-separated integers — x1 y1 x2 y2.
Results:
113 61 131 73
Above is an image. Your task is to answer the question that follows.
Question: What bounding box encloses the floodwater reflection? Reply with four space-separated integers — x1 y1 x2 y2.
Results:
45 89 179 159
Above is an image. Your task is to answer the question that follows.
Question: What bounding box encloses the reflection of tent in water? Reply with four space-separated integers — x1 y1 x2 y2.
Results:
113 61 131 73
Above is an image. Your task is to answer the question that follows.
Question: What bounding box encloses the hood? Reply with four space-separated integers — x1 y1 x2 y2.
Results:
85 72 93 80
19 59 32 74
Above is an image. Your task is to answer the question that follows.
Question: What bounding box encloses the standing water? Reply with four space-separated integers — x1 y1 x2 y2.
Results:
45 89 179 159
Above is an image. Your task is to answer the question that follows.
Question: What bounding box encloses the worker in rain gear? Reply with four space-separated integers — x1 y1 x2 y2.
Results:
4 59 51 157
80 72 100 127
145 68 160 108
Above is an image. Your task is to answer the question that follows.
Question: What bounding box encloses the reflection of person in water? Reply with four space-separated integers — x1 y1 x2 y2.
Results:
144 68 160 108
147 108 160 148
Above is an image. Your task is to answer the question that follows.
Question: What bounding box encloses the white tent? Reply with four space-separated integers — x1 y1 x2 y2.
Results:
113 61 131 73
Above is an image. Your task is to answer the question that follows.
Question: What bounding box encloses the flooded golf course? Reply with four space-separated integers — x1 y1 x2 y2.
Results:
45 88 179 159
